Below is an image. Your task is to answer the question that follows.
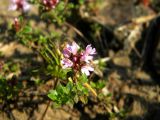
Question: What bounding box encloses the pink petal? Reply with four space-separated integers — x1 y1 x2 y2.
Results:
63 48 71 58
63 42 80 56
81 68 90 76
71 42 79 55
85 45 96 55
81 65 94 76
23 1 31 11
80 54 93 63
61 58 73 69
8 4 17 11
9 0 31 12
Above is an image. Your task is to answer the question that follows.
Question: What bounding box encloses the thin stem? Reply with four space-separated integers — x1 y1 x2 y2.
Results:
40 78 58 120
40 100 51 120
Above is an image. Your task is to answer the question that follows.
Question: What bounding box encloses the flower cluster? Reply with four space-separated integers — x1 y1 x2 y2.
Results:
9 0 31 12
42 0 59 11
61 42 96 76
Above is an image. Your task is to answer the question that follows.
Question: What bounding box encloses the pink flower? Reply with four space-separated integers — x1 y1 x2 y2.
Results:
85 45 96 55
9 0 31 12
61 58 73 69
42 0 59 10
63 42 79 58
61 42 96 76
80 45 96 63
81 65 94 76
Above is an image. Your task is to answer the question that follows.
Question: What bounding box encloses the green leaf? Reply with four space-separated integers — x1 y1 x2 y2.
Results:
83 88 89 95
22 26 32 33
78 74 88 83
48 90 58 101
90 82 96 88
79 0 85 4
56 2 65 11
39 35 47 44
73 95 79 103
66 81 73 91
56 84 64 94
18 16 24 22
76 82 83 91
96 81 105 89
63 86 70 94
10 64 19 72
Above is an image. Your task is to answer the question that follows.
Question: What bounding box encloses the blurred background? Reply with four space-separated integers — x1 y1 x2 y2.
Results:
0 0 160 120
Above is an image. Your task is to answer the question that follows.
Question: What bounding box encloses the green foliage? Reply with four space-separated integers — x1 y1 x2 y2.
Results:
12 0 101 107
48 77 90 106
22 25 32 34
48 81 75 106
2 0 108 108
40 1 75 25
0 76 20 102
0 60 22 102
90 80 105 90
79 0 85 5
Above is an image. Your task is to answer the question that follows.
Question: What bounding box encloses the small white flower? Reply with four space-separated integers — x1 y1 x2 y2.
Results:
81 65 94 76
